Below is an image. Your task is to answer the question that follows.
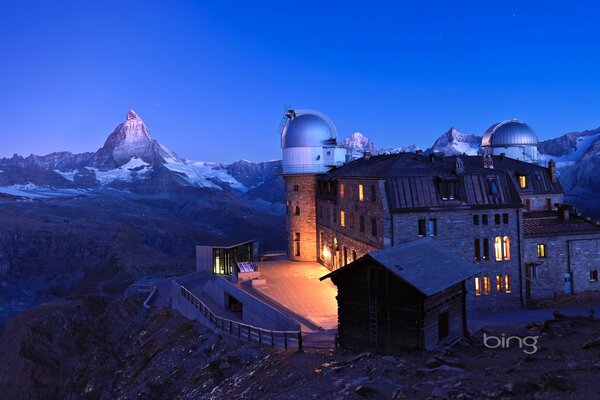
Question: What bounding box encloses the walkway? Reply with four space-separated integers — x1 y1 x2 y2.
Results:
245 260 338 331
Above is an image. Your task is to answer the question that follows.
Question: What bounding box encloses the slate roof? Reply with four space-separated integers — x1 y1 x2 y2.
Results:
321 238 480 297
523 212 600 237
456 156 563 194
322 153 523 211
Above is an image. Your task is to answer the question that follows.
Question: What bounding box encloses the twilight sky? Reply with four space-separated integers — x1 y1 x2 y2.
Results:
1 1 600 163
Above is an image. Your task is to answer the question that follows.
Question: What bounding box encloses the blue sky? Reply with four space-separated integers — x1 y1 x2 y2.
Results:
1 1 600 162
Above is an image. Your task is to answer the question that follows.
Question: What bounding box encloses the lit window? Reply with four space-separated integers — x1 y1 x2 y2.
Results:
475 276 482 296
496 275 503 292
505 275 512 293
537 244 547 258
483 276 491 295
358 184 364 202
519 175 527 188
591 270 599 282
340 211 345 227
495 237 503 261
339 183 345 198
503 236 511 260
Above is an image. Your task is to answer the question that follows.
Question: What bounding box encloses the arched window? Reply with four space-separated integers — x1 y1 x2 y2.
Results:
294 206 300 216
494 237 502 261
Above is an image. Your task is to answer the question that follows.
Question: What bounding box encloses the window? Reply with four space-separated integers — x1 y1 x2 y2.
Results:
518 175 527 188
488 179 499 196
503 213 509 224
343 246 348 265
340 211 345 227
339 183 345 198
530 265 538 279
371 218 377 237
319 232 324 258
474 239 481 261
294 233 300 257
333 209 337 223
496 275 503 292
427 219 437 236
348 212 355 229
348 184 354 200
482 238 490 260
293 184 299 191
473 215 480 226
483 276 491 295
495 236 510 261
546 198 552 210
495 237 502 261
482 215 488 225
359 215 365 233
537 244 547 258
591 270 599 282
503 236 511 260
352 250 357 262
494 214 501 225
370 185 377 202
294 206 300 216
438 309 449 340
439 181 457 200
358 184 364 202
505 275 512 293
418 219 426 236
475 277 482 296
525 199 531 211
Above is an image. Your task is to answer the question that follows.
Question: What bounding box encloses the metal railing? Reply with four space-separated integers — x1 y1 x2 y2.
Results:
274 164 342 174
180 286 303 351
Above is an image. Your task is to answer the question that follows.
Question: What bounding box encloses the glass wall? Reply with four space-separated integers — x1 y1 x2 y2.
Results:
213 241 254 275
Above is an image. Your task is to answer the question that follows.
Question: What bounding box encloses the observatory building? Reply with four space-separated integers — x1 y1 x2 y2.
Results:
482 119 539 163
280 109 600 318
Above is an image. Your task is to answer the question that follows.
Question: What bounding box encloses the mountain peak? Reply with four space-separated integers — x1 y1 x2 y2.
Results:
429 127 482 155
126 109 141 121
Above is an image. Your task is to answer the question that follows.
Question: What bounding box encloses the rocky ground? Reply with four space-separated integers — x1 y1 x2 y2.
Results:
1 293 599 400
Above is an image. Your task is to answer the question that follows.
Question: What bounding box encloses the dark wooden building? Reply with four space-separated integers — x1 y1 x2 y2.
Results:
321 239 479 351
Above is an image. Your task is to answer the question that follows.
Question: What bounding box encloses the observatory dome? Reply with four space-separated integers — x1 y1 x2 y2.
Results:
281 111 337 149
482 120 538 148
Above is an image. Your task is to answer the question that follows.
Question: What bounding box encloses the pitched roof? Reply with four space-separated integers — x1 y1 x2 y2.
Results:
523 212 600 237
321 153 523 211
456 156 563 194
321 238 480 297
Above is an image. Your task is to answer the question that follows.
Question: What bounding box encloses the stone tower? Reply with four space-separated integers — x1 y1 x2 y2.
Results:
280 109 346 262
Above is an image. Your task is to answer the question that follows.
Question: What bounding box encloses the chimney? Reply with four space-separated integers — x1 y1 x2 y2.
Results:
483 154 494 169
455 157 464 174
429 153 436 163
548 159 557 183
558 204 572 221
364 151 371 160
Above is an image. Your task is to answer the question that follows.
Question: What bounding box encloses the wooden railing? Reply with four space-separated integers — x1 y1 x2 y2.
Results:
180 286 303 351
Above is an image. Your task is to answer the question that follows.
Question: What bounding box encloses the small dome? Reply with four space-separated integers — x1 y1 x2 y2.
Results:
482 120 538 148
281 110 337 149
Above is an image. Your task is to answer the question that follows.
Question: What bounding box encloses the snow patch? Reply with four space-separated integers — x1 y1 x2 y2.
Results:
0 184 88 199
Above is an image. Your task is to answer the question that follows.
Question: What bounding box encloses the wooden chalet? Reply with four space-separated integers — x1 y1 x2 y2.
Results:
321 238 479 351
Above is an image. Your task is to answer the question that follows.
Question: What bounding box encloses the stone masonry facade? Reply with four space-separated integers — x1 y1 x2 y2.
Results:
285 175 319 262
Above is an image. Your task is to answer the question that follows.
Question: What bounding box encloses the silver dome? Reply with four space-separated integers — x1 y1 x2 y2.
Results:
281 110 337 149
482 119 537 147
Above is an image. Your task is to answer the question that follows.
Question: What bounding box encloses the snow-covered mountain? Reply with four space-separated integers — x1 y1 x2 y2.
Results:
0 110 282 197
428 127 482 156
339 131 421 159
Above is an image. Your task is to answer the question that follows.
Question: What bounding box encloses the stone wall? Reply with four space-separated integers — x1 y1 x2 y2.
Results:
284 174 319 262
524 234 600 300
317 225 378 270
391 208 524 314
522 193 564 211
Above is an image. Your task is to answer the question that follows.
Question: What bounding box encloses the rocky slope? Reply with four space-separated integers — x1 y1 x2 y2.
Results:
1 293 599 399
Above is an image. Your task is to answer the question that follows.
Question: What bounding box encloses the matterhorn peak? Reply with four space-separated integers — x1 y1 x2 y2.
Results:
126 109 141 121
